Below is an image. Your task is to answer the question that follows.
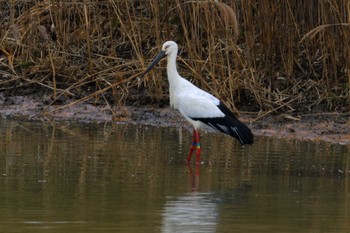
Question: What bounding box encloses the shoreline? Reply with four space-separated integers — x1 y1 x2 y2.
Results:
0 94 349 145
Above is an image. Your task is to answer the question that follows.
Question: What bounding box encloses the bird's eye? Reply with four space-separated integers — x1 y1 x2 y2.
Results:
165 45 170 49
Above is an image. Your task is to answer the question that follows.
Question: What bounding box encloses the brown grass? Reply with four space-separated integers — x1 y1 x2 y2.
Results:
0 0 349 117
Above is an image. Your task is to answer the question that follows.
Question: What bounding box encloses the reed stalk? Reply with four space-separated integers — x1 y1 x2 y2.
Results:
0 0 349 114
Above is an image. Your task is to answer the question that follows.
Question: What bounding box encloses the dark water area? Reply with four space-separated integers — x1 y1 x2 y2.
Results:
0 119 349 232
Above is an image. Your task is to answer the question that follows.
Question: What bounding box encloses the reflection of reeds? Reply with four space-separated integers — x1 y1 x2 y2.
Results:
0 121 349 231
0 1 349 115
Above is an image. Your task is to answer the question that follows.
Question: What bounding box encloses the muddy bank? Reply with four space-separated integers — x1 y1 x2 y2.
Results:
0 93 349 145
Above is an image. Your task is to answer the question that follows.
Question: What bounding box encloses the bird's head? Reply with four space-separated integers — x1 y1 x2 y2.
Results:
161 41 178 55
140 41 178 78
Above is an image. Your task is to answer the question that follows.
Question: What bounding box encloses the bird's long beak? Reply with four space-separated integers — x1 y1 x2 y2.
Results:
140 50 166 78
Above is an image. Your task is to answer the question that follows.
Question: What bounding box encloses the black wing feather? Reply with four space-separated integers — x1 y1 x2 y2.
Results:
191 101 253 145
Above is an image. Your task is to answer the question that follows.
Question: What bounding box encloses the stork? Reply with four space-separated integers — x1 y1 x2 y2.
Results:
141 41 253 164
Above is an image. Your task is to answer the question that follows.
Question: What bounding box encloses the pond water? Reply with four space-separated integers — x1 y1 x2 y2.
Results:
0 119 349 233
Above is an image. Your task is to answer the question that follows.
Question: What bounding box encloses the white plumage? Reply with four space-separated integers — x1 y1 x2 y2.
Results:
141 41 253 164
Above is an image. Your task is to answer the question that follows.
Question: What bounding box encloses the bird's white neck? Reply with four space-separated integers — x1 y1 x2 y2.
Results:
166 52 181 86
166 52 181 107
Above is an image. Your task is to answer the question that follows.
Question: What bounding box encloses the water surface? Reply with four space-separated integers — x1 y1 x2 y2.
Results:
0 119 349 232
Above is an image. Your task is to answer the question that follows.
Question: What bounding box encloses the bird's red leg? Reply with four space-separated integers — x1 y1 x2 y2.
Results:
187 129 196 163
194 130 201 165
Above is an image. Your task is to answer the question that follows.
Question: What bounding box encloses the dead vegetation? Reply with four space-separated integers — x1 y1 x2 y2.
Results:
0 0 349 117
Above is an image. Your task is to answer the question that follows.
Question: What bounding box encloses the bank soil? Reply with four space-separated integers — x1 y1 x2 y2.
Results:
0 93 349 145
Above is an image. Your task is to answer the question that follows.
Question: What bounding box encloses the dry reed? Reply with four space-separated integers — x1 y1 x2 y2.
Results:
0 0 349 117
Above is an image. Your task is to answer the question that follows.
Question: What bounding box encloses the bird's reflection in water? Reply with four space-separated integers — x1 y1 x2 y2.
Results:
161 192 219 233
187 163 200 191
161 164 219 233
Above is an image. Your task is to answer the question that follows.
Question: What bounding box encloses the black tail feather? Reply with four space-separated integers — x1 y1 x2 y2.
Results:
191 101 254 145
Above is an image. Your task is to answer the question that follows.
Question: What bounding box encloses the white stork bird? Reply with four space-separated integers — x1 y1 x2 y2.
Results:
141 41 253 164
